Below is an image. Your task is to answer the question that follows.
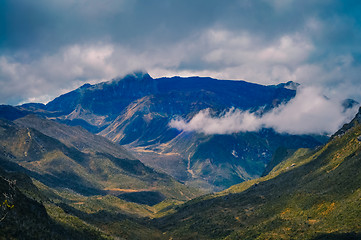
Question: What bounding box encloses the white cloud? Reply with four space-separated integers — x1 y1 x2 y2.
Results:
0 39 194 104
201 30 313 68
1 26 361 109
169 86 359 135
170 108 261 135
149 29 316 86
0 44 118 104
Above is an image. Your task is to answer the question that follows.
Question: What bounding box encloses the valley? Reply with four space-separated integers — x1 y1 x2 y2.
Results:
0 73 359 239
2 1 361 239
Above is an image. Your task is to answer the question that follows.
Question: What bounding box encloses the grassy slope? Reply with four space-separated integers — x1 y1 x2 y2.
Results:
14 114 136 160
2 107 360 239
3 119 359 239
0 157 179 239
37 182 168 240
152 116 361 239
0 118 201 203
0 166 176 239
0 167 111 240
0 117 201 238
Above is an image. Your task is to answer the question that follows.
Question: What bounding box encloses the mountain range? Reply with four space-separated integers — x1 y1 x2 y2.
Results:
0 94 360 239
0 115 199 203
7 72 328 191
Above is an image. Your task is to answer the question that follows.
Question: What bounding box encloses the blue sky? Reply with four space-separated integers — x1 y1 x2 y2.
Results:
1 0 361 106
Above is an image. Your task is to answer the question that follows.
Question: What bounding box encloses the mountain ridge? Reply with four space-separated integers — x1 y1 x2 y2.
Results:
0 116 201 202
3 73 328 191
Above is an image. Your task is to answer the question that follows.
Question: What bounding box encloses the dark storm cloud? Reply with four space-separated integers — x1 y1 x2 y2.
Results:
1 0 224 53
1 0 347 53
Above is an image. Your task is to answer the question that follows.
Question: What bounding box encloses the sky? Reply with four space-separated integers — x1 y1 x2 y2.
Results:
1 0 361 134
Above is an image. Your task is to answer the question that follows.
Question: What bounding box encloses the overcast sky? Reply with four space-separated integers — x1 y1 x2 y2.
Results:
1 0 361 110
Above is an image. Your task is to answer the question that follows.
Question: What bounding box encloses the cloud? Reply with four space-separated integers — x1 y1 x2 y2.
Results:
1 0 361 107
0 44 117 104
169 86 359 135
170 108 261 135
0 41 190 104
201 30 313 66
1 28 361 107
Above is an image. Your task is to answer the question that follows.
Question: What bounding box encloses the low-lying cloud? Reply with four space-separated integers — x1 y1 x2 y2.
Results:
169 87 359 135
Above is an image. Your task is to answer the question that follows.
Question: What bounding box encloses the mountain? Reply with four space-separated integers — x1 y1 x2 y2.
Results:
14 114 135 160
0 105 32 121
0 116 200 204
44 71 157 131
151 108 361 240
9 72 328 191
0 166 55 239
44 72 297 133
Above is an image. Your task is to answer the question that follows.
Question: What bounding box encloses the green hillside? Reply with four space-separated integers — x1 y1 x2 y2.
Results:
1 108 360 239
0 117 200 203
0 166 110 240
0 116 200 239
0 162 179 239
152 109 361 239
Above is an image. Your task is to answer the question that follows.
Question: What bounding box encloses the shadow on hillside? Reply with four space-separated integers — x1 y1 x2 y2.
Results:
56 202 152 225
0 156 105 196
311 232 361 240
117 191 166 206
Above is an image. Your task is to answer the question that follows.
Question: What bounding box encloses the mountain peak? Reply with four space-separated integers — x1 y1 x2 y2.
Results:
79 83 92 89
342 98 359 112
109 71 154 87
122 71 152 80
276 81 300 90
